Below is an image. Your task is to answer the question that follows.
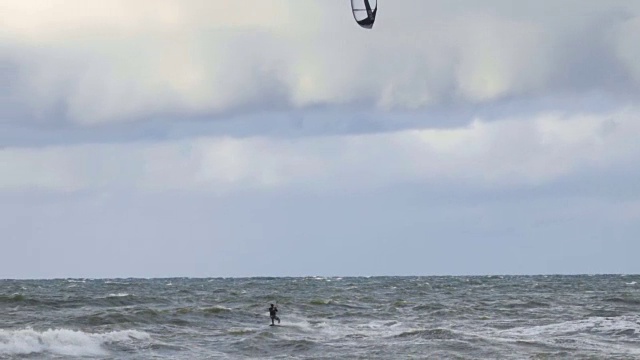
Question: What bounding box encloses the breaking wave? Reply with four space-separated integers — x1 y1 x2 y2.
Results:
0 328 150 357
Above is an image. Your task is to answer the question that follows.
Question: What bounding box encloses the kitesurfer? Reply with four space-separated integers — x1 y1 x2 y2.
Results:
269 304 280 325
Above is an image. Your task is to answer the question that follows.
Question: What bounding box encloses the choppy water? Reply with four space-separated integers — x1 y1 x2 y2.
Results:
1 275 640 359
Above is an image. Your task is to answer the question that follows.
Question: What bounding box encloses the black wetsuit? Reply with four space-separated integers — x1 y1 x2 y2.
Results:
269 306 280 325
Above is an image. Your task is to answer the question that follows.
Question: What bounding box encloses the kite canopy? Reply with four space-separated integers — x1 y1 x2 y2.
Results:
351 0 377 29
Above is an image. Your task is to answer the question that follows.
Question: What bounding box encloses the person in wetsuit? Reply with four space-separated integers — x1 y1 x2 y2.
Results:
269 304 280 325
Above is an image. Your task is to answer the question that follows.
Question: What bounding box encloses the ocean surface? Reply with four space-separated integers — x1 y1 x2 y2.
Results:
1 275 639 359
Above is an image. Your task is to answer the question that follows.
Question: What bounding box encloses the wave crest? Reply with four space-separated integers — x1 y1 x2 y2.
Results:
0 328 150 357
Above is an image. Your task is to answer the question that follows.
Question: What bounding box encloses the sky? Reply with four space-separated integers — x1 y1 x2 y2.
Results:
1 0 640 278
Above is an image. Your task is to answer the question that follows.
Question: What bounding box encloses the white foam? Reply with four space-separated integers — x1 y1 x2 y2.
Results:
488 315 640 355
271 312 409 343
625 281 637 285
107 293 131 298
0 328 150 357
496 315 640 338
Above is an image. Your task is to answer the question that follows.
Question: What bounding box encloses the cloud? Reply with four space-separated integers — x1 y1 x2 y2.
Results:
2 1 639 126
614 16 640 83
0 107 636 194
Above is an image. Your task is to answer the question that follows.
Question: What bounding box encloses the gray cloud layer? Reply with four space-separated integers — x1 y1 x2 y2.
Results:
3 1 640 128
2 184 639 278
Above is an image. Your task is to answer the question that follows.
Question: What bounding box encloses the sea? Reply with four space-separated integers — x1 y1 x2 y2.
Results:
1 275 639 359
